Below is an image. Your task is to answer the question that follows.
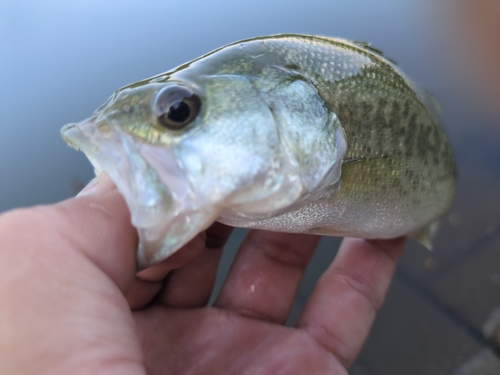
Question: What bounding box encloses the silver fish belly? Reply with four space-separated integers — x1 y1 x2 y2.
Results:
61 34 456 269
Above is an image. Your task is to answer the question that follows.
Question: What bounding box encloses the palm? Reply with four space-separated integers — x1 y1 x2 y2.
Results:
135 307 342 375
125 224 403 375
0 184 403 375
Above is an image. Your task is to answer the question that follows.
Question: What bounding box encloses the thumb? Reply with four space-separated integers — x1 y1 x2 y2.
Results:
0 173 138 294
59 172 139 293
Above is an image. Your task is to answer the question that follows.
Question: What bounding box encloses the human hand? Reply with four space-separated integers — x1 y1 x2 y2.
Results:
0 173 404 375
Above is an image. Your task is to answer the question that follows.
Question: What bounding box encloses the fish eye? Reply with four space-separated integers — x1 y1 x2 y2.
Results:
154 85 201 130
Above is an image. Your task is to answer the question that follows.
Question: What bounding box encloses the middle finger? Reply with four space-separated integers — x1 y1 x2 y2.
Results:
214 230 321 324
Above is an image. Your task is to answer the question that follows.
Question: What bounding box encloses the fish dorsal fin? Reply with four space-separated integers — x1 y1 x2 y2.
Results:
351 40 398 65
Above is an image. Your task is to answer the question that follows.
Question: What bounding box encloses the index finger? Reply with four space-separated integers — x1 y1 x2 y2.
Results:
296 237 405 368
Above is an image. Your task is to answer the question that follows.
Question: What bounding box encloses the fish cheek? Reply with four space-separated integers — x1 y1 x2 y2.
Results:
261 77 347 193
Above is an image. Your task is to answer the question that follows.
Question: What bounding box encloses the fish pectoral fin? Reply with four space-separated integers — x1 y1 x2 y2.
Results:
409 220 440 250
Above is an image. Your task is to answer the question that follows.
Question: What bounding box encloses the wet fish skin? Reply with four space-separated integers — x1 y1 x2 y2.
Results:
213 35 457 238
61 34 456 268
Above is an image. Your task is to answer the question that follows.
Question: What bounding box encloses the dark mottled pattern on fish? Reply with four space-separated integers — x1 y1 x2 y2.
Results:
209 35 456 233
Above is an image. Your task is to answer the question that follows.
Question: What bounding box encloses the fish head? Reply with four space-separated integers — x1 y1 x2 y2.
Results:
61 45 347 269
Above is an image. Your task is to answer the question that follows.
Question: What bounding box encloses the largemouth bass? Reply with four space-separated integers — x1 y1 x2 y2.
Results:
61 34 456 269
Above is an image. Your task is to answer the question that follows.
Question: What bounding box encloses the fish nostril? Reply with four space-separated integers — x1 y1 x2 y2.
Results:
106 110 121 121
97 121 111 134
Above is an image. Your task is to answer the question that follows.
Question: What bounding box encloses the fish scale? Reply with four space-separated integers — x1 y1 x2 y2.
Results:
62 34 456 268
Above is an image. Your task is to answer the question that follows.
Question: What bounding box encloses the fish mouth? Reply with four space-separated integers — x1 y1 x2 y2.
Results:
61 119 217 270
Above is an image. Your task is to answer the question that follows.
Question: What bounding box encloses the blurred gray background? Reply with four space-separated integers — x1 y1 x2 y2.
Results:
2 1 500 374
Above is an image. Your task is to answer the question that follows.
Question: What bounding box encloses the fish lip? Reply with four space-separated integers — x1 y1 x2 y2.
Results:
60 123 78 147
61 120 104 173
61 122 91 151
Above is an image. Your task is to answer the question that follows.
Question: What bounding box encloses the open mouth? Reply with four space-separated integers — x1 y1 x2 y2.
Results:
61 119 216 269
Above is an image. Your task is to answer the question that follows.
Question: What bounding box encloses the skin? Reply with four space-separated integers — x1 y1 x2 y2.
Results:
0 173 404 375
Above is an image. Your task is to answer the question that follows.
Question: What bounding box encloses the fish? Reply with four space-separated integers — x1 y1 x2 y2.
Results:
61 34 457 270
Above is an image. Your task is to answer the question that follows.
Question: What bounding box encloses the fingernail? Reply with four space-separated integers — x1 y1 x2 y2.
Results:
77 172 116 197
